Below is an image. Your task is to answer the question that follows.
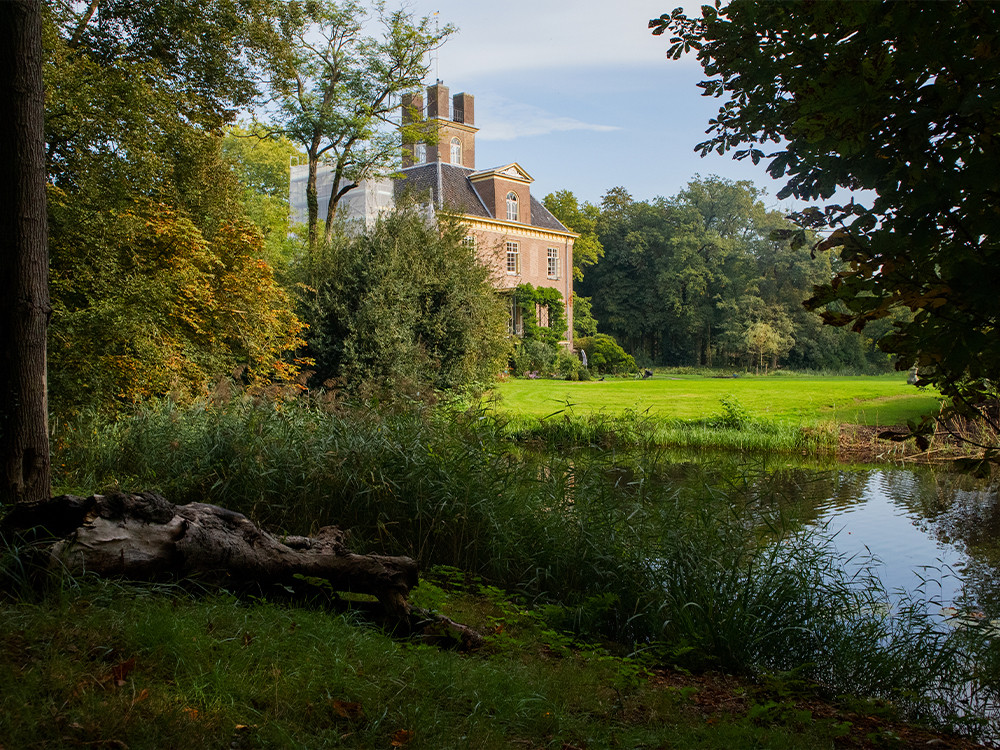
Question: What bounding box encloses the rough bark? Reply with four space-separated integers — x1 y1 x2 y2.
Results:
4 492 415 615
0 0 51 506
2 492 484 648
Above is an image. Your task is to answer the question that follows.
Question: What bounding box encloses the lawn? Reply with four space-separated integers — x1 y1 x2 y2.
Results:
491 373 943 428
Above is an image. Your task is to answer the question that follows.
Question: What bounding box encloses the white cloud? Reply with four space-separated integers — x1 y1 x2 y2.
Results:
408 0 697 78
475 94 619 141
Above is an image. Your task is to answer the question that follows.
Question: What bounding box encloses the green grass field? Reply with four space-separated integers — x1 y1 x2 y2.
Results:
491 373 942 428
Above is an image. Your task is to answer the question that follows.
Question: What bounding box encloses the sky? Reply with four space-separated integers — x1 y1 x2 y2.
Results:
402 0 802 211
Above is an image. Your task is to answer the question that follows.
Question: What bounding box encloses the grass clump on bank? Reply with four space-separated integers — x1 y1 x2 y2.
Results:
43 396 1000 740
498 396 838 456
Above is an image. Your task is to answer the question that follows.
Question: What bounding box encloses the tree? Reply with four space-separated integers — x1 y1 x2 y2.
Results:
267 0 454 252
1 0 50 505
222 123 305 271
44 1 307 413
652 1 1000 423
303 206 510 395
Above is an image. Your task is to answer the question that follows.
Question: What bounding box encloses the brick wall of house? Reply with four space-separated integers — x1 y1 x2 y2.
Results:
468 225 575 343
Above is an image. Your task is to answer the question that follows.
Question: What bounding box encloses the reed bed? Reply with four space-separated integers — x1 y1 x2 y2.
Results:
45 397 1000 738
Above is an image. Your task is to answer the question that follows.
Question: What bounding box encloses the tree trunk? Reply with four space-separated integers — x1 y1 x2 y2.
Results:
0 0 51 506
306 149 320 255
323 167 358 247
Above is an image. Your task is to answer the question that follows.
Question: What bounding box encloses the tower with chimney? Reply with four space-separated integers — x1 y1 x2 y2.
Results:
290 81 577 345
402 82 477 169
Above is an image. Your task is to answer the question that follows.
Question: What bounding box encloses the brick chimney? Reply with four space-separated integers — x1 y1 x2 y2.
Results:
426 81 451 119
403 82 479 169
452 92 474 125
401 91 425 167
401 91 423 125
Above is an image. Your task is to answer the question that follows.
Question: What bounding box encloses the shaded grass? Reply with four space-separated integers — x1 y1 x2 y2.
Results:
3 578 958 750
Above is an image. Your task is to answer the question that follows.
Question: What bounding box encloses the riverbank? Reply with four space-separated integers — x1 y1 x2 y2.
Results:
491 373 980 462
19 397 999 745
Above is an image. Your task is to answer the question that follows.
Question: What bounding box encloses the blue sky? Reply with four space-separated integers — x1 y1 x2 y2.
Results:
404 0 802 211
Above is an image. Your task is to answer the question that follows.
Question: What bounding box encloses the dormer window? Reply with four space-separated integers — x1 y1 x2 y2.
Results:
506 192 518 222
450 137 462 165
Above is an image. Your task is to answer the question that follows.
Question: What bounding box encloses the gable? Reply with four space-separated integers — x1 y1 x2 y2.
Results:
469 162 533 185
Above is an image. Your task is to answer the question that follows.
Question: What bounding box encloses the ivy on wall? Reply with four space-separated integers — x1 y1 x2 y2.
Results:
512 284 567 345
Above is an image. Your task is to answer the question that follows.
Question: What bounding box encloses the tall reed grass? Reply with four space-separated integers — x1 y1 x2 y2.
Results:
47 396 998 737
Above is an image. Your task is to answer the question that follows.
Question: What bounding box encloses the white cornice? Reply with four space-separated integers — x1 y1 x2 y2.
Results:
460 215 578 241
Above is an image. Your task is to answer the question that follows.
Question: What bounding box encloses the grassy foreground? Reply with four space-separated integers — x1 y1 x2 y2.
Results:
1 576 990 750
31 397 999 743
490 373 944 456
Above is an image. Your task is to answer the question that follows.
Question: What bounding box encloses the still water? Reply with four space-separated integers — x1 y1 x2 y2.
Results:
631 451 1000 617
812 467 1000 616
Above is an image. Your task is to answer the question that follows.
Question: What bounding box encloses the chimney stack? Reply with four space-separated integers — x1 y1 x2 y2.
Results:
452 92 474 125
401 91 424 125
426 81 451 119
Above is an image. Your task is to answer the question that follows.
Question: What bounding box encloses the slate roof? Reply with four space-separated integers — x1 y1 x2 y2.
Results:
394 162 571 233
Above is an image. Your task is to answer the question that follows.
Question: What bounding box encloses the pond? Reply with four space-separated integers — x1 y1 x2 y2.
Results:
622 450 1000 619
812 467 1000 618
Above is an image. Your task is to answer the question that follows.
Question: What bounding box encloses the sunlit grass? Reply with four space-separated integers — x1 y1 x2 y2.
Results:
493 373 942 428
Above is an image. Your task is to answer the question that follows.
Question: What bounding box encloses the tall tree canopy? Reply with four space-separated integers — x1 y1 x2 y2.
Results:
578 177 887 370
45 0 306 413
266 0 453 251
652 1 1000 416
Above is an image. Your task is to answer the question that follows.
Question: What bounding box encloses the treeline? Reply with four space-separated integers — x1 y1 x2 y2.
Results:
42 1 897 420
547 178 906 372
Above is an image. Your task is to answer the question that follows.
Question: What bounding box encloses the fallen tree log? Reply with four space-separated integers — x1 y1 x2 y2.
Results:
2 492 482 648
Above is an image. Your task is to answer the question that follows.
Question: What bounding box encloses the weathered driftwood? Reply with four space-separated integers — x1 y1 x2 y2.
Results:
2 492 483 648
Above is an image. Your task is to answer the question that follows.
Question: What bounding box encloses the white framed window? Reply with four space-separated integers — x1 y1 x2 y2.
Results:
506 191 519 222
505 241 520 275
547 248 559 279
414 142 426 164
450 137 462 164
462 234 476 252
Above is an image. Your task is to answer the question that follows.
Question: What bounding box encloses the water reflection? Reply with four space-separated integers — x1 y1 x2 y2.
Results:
589 449 1000 617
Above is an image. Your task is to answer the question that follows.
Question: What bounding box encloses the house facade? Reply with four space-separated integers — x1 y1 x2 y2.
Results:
289 81 576 344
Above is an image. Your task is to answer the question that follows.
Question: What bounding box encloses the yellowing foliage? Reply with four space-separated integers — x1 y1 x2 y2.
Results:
49 197 305 412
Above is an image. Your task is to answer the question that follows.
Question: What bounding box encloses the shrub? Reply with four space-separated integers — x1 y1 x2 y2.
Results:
576 334 637 375
299 206 511 396
555 349 583 380
511 339 560 376
710 395 753 430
